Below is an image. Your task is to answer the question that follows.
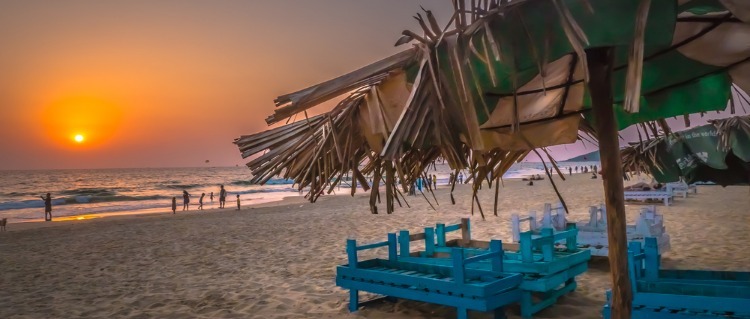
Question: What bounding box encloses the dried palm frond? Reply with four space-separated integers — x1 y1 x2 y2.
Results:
267 48 419 125
710 114 750 151
623 0 651 113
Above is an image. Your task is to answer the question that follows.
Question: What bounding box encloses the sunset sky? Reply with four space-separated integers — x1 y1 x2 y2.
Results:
0 1 741 170
0 1 455 170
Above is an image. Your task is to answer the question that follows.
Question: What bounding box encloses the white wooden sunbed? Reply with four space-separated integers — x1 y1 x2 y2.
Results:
510 203 671 257
624 190 673 206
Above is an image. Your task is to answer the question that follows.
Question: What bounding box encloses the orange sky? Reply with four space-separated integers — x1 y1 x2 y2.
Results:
0 1 741 170
0 1 455 169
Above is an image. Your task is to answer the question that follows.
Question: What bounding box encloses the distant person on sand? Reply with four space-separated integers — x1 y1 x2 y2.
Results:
236 194 241 211
219 185 227 209
568 167 572 175
41 193 52 221
198 193 205 210
210 192 214 203
449 172 454 184
432 175 437 189
591 172 598 179
171 197 177 214
182 190 190 211
458 172 464 184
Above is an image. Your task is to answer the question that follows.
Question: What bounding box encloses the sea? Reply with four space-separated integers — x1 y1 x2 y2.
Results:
0 162 599 223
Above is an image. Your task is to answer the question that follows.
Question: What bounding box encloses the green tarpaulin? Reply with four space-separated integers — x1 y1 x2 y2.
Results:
624 120 750 185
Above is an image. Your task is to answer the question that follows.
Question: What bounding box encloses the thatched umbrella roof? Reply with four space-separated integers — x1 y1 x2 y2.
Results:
236 1 750 214
622 114 750 185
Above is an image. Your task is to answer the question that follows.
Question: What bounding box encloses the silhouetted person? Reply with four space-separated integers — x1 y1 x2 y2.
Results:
458 172 464 184
236 194 241 211
219 185 227 208
182 190 190 211
198 193 205 210
210 192 214 203
568 167 572 175
432 175 437 189
171 197 177 214
528 180 534 186
591 172 598 179
41 193 52 221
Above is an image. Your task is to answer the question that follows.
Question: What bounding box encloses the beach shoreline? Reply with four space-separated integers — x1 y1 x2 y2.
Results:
0 162 600 225
1 194 307 231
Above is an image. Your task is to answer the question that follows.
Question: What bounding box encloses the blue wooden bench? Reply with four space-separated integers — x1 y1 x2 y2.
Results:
398 218 591 318
336 233 523 319
603 237 750 318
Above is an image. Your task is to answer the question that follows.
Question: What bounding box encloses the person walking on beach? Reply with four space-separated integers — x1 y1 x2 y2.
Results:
219 185 227 209
568 167 572 176
236 194 241 211
198 193 205 210
182 190 190 211
432 174 437 189
458 172 464 184
210 192 214 203
171 197 177 214
41 193 52 221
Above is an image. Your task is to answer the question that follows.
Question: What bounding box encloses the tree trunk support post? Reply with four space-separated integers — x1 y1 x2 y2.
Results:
587 47 633 319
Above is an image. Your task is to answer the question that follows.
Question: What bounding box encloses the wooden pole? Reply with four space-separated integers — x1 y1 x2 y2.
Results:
586 47 632 319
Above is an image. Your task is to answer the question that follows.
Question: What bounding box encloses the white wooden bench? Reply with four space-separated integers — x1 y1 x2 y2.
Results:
666 181 697 196
574 205 671 256
665 184 688 198
624 190 673 206
511 203 671 257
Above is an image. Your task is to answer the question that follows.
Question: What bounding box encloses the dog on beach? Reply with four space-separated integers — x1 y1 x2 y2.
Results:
0 218 6 231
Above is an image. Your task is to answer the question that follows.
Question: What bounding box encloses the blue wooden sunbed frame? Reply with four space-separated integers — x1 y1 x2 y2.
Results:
397 219 591 318
603 237 750 318
336 233 523 319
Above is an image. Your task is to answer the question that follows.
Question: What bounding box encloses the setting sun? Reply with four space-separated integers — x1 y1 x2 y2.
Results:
39 96 122 149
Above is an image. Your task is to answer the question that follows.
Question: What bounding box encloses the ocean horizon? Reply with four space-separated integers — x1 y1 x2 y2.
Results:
0 161 600 223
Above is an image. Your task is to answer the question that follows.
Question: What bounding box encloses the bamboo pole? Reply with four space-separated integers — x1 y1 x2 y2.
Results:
587 47 632 319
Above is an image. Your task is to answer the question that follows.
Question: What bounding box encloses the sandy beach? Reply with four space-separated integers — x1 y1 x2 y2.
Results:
1 173 749 319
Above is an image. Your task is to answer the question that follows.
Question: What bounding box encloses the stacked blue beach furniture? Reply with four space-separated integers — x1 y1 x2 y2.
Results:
336 218 591 318
336 233 522 319
603 237 750 319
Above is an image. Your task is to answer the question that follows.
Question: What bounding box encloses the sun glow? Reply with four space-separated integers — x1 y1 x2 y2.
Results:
41 96 122 148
